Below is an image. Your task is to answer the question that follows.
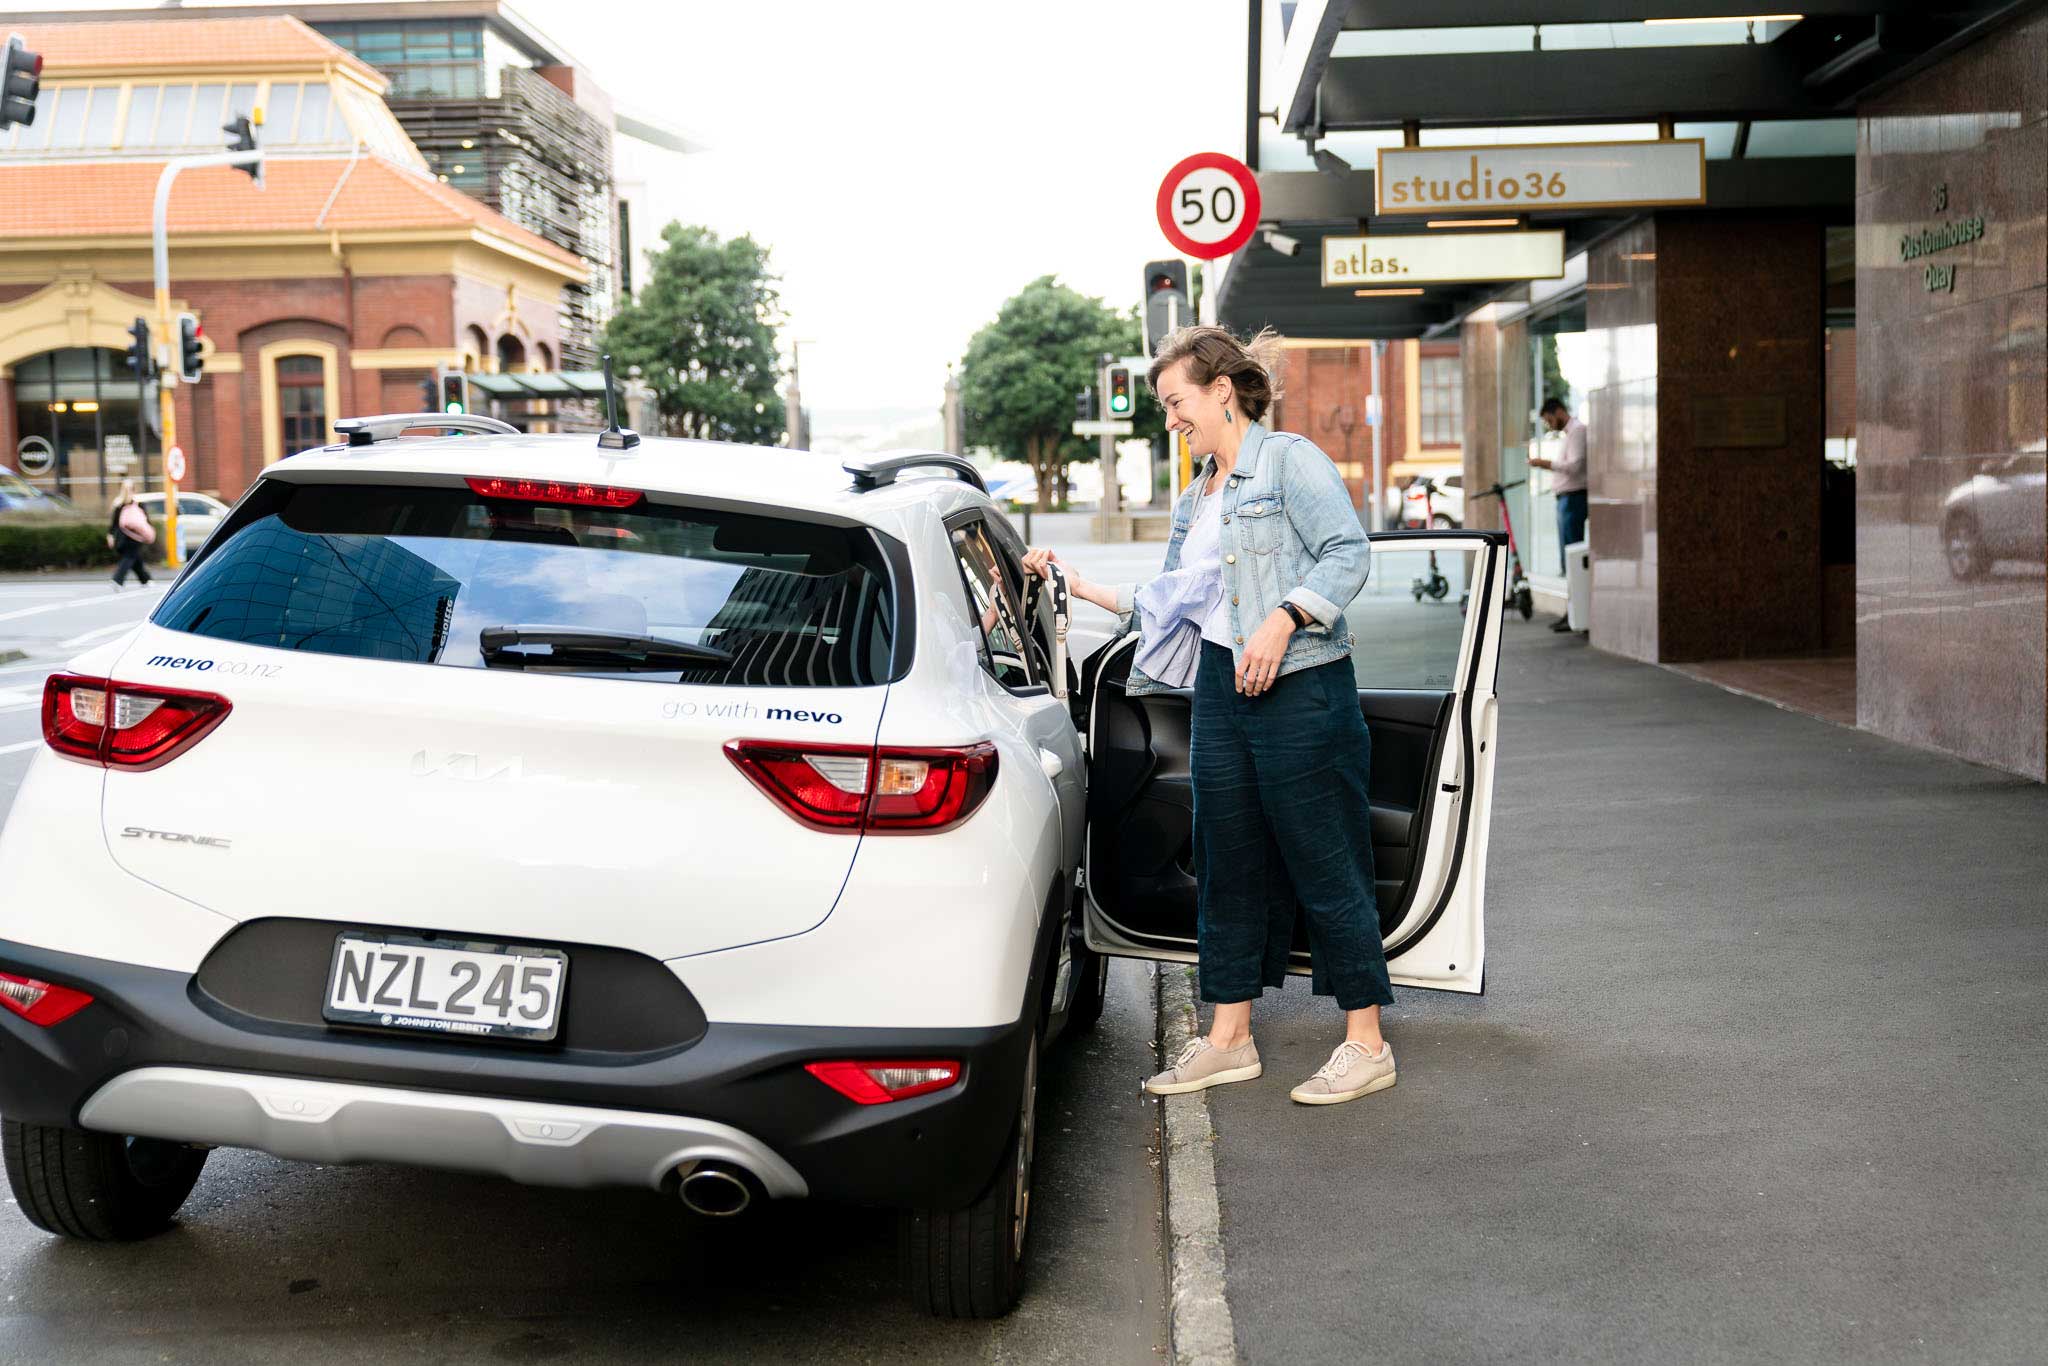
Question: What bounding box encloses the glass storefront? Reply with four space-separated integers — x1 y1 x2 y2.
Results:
1493 301 1586 594
11 348 156 515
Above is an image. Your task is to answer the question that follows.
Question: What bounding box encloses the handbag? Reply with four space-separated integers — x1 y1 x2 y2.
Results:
118 502 156 546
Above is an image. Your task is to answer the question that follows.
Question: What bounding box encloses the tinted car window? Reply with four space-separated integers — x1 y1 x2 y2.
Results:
153 481 901 686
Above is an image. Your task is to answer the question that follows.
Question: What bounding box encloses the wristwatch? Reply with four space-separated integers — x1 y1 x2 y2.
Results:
1279 601 1312 630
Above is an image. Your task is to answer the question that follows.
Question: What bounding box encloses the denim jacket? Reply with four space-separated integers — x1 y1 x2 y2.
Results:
1114 421 1369 697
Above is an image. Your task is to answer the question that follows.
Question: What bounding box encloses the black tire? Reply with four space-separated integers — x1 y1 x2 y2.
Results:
902 1033 1039 1318
1944 514 1990 580
3 1119 208 1241
1432 512 1458 530
1066 948 1109 1032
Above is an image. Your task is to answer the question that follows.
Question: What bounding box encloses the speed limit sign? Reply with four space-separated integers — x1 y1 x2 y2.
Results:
166 445 187 483
1155 152 1261 260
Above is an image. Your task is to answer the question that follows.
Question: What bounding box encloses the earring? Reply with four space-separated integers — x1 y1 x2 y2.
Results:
1224 410 1233 423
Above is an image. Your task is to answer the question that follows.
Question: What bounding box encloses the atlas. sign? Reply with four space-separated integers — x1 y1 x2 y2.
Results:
1376 141 1705 215
1322 230 1566 286
1156 152 1260 260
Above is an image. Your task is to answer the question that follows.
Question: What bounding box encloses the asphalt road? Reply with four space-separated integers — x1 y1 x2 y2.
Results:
0 575 1168 1364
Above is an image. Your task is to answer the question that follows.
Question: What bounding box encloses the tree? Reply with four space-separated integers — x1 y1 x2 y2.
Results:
959 276 1163 509
604 223 785 445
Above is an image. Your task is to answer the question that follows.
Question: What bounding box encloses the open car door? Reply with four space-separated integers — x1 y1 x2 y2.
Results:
1078 530 1507 993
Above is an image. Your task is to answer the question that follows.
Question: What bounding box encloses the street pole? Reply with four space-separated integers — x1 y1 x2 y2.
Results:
1166 292 1192 496
152 146 262 569
1369 339 1387 532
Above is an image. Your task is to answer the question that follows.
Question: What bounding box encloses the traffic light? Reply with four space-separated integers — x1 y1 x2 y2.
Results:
175 313 204 384
124 316 154 381
1075 386 1094 423
419 377 437 411
0 35 41 130
1106 365 1133 418
222 112 262 187
437 367 468 414
1144 259 1191 355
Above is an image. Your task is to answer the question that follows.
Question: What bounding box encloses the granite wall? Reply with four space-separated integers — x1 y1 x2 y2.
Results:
1856 10 2047 780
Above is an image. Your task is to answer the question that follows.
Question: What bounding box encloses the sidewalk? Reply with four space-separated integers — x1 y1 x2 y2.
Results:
1197 623 2048 1364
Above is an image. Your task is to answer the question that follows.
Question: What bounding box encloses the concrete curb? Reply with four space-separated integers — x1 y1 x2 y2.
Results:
1155 963 1239 1366
0 650 23 666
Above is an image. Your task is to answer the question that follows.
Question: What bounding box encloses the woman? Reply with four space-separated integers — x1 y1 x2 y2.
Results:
1024 326 1396 1106
107 481 155 589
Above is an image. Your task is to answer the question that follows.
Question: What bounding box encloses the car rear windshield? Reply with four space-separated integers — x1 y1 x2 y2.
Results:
151 480 901 687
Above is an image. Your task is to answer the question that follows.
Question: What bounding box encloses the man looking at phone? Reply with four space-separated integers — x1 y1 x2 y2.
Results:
1528 396 1586 634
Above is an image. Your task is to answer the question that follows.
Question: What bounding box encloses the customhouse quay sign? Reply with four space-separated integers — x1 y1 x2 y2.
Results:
1323 229 1566 286
1902 182 1985 293
1375 140 1706 215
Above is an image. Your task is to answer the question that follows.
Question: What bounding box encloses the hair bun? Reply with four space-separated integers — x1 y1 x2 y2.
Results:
1145 324 1288 423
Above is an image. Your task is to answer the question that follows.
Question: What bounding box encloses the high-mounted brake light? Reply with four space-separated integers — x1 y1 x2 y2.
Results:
466 475 643 509
724 740 998 835
42 674 232 771
0 970 93 1027
804 1059 961 1105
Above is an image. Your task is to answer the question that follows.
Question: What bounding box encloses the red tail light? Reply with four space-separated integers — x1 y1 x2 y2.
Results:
723 740 998 835
804 1059 961 1105
0 971 93 1027
42 674 232 771
466 475 643 509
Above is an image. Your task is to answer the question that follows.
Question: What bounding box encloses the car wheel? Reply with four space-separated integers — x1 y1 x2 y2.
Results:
1066 947 1108 1032
1944 514 1989 580
1432 513 1458 530
902 1032 1039 1318
3 1119 208 1241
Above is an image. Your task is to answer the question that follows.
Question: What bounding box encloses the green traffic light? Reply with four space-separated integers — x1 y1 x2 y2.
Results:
444 399 464 414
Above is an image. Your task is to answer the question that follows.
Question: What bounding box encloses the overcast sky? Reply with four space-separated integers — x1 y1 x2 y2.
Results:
520 0 1246 415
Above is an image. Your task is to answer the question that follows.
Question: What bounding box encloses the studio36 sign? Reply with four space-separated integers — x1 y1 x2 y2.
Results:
1376 140 1706 215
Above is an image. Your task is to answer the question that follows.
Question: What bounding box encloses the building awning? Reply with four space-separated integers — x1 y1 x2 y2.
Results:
468 370 610 399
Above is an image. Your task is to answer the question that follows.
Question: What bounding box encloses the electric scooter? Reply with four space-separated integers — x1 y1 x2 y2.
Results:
1407 476 1451 602
1465 478 1535 621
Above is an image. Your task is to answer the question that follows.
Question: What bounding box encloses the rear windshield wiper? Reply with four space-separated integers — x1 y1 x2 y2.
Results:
478 625 734 672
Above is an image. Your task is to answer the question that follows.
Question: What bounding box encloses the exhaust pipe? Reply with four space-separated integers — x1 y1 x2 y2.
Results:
676 1160 757 1217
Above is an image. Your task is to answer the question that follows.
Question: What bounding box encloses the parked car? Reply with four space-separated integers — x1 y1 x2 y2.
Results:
0 413 1507 1317
132 491 232 549
1402 472 1464 528
1941 454 2046 579
0 467 73 514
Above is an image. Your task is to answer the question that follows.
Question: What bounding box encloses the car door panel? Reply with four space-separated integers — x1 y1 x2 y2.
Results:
1080 532 1504 995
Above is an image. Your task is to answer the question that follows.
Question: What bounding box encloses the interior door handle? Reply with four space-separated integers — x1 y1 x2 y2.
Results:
1039 748 1065 779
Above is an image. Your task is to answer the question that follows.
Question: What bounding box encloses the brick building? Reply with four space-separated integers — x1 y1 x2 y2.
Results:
1267 338 1464 523
0 16 586 511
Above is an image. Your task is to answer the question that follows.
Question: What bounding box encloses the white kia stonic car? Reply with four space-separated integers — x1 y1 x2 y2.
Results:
0 411 1507 1317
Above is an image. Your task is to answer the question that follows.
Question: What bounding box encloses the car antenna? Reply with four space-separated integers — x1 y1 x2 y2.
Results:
598 353 640 451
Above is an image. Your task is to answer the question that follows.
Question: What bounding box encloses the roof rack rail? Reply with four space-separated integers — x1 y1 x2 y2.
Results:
332 413 520 447
843 452 987 493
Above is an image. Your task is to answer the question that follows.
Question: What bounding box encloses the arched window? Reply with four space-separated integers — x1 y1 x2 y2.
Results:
277 355 327 454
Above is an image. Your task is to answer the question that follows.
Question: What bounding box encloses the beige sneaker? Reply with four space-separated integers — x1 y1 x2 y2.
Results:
1144 1037 1262 1096
1289 1041 1396 1105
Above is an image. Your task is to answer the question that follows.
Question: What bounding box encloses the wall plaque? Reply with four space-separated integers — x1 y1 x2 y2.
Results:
1693 395 1787 449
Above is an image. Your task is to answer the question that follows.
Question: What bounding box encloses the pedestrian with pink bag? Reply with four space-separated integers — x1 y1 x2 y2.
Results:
107 481 155 589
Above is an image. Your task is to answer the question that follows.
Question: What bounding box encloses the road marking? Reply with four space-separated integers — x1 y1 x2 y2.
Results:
0 740 38 756
0 688 34 707
59 621 140 649
0 587 164 624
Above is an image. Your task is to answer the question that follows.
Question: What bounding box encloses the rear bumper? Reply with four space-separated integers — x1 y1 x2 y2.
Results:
0 937 1029 1210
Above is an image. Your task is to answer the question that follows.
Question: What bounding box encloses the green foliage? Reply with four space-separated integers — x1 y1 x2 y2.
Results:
0 518 121 571
958 277 1165 508
604 223 787 445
